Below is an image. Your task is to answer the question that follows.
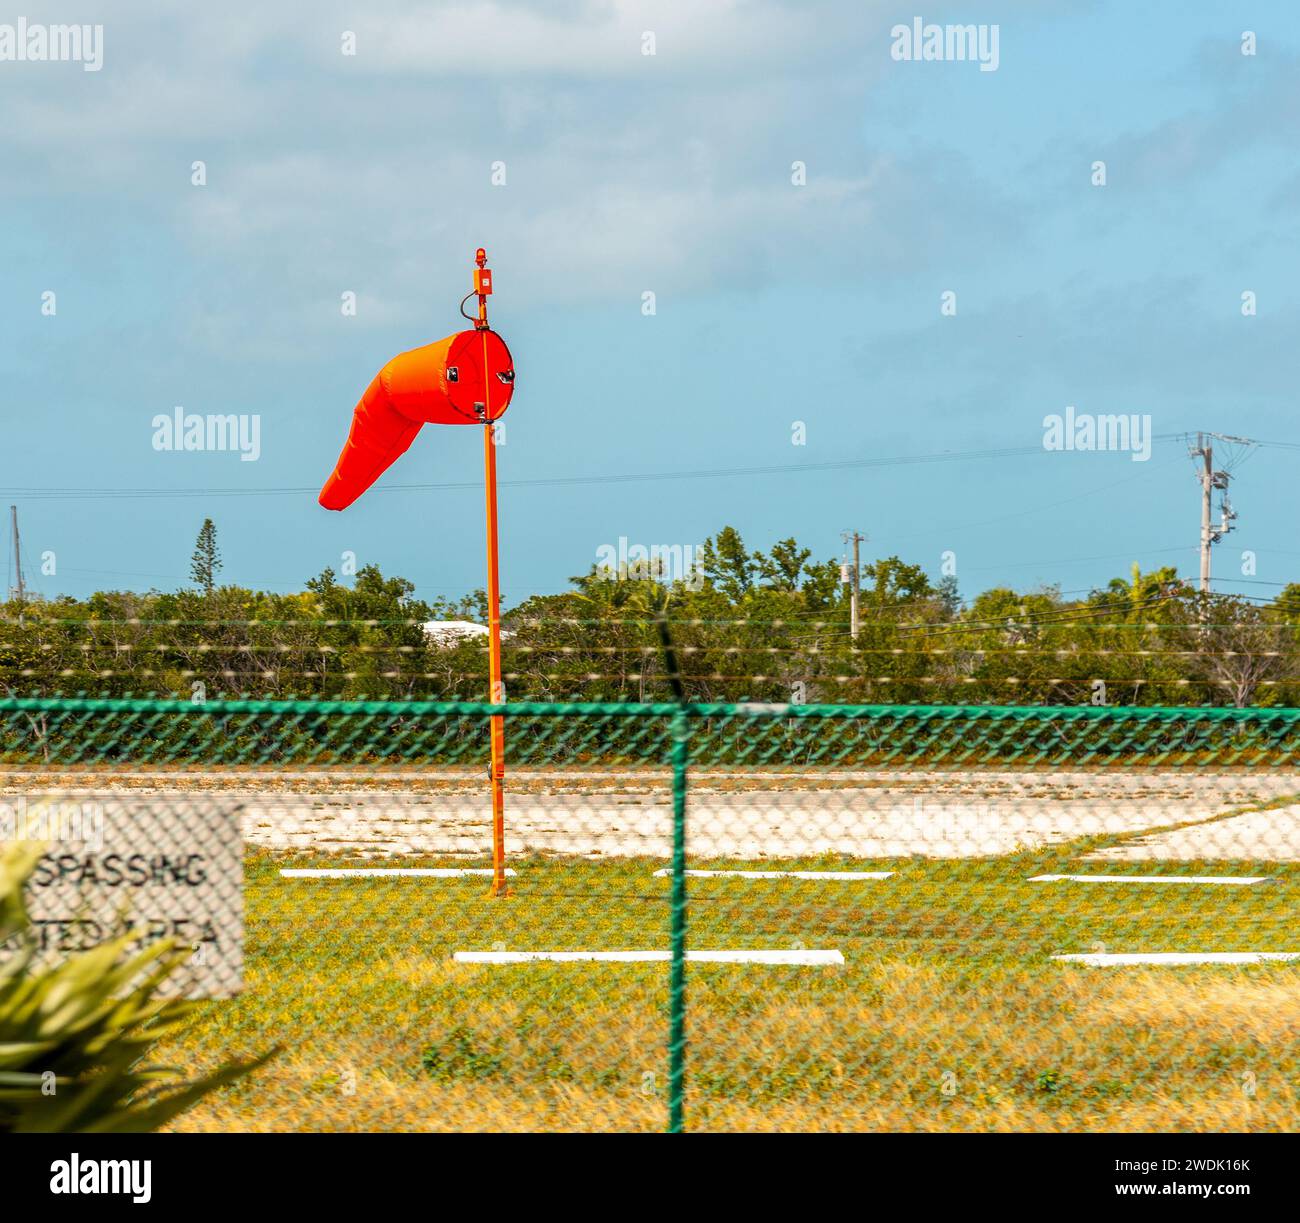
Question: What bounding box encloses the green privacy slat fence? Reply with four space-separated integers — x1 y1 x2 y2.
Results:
4 696 1300 1132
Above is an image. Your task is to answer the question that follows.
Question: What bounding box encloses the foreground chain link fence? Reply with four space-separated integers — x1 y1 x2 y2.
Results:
2 696 1299 1131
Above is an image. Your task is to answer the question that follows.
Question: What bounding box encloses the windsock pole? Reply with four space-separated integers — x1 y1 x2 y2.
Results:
475 249 511 898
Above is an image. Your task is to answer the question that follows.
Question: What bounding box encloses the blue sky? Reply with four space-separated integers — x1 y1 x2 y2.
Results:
2 0 1299 606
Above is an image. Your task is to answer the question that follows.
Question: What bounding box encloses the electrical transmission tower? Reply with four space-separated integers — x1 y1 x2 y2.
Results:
1186 433 1256 592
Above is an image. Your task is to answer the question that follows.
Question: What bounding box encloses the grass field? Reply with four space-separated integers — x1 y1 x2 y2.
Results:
167 831 1300 1132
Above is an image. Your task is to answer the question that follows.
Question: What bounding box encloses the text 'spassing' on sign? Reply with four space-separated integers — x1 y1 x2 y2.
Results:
0 796 244 997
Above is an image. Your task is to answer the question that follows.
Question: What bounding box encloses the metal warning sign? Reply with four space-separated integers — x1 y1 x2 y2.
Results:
1 794 244 998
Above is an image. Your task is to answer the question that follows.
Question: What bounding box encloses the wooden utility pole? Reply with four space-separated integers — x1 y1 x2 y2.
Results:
842 530 865 640
9 506 24 605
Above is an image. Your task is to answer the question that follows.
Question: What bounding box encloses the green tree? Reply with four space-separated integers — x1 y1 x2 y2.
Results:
935 573 962 618
1172 593 1292 708
189 518 222 595
754 538 811 592
698 527 757 601
1090 563 1184 617
1274 583 1300 625
800 559 846 612
861 556 934 612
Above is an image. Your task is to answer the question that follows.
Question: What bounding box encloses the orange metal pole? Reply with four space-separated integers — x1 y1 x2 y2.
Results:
484 415 509 897
476 249 511 898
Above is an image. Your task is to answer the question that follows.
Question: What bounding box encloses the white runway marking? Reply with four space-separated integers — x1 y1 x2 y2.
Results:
280 868 517 878
651 869 893 881
1030 873 1269 886
453 949 845 965
1053 951 1300 966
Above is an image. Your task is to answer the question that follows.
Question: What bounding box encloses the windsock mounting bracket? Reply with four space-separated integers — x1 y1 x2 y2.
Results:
473 247 493 329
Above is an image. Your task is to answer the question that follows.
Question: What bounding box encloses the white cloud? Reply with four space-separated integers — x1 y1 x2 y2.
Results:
353 0 824 77
0 0 1022 337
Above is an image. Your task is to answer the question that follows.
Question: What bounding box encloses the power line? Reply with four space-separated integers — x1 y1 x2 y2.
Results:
1 640 1289 658
0 432 1241 502
961 545 1192 574
0 667 1291 688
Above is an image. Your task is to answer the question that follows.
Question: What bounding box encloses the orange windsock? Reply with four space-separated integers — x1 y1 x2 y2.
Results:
319 329 515 510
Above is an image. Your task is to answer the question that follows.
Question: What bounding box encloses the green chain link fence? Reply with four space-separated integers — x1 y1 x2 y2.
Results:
3 696 1300 1131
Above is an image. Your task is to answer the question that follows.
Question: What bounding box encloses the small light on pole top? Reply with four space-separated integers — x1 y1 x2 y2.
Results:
473 247 493 329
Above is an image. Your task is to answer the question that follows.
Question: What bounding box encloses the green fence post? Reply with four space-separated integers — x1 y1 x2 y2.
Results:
667 707 689 1132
